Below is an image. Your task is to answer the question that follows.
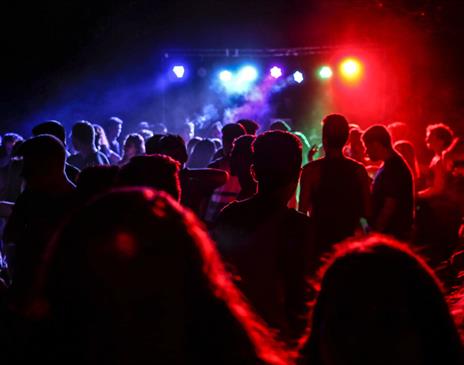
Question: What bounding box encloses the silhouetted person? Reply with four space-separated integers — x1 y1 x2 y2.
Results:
237 119 259 135
40 188 289 365
32 120 80 184
68 121 109 170
4 135 76 306
343 124 366 164
394 140 421 187
206 123 246 222
119 133 145 166
104 116 123 155
179 121 195 145
187 139 216 168
230 135 257 200
93 124 121 165
362 125 414 240
299 114 370 252
118 154 181 201
0 133 23 168
214 131 315 344
145 134 165 154
301 235 463 365
153 134 228 217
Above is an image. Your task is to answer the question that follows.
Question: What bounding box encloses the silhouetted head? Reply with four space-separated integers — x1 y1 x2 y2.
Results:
72 121 96 152
104 117 123 141
118 155 181 201
152 122 168 135
237 119 259 135
425 123 454 155
322 114 350 151
222 123 246 157
19 134 66 188
362 125 393 162
145 134 165 154
43 188 289 364
154 134 188 167
122 133 145 161
187 139 216 168
1 133 24 156
32 120 66 145
230 135 257 198
303 235 463 365
93 124 110 150
187 136 202 155
179 121 195 143
269 120 291 132
252 130 302 195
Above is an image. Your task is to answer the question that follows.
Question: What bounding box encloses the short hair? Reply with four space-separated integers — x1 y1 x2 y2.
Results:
222 123 246 145
252 131 302 189
72 121 95 146
19 134 66 170
145 134 165 154
105 116 123 128
32 120 66 144
237 119 259 135
2 133 24 145
322 114 350 149
269 120 291 132
362 125 392 149
427 123 454 149
118 155 181 201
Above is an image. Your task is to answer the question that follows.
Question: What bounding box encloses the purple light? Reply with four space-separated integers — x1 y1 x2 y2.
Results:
270 66 283 79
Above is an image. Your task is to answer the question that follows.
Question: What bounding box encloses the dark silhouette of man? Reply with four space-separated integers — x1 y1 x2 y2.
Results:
213 130 315 343
362 125 414 240
68 121 109 170
104 116 123 156
299 114 370 253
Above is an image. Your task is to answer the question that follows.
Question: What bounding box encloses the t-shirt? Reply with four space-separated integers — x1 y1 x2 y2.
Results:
213 195 315 342
371 153 414 239
300 156 370 251
67 151 109 171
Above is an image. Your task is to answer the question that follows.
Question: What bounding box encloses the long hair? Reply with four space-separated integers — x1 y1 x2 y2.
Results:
302 234 463 365
41 188 291 365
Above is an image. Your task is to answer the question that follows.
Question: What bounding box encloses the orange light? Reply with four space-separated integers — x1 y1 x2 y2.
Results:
340 58 363 82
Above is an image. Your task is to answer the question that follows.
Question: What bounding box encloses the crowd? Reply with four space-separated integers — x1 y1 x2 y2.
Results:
0 114 462 364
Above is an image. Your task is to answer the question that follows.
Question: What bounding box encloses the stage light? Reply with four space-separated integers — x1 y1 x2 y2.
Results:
270 66 283 79
318 66 333 79
219 70 233 82
172 65 185 78
293 71 304 84
340 58 362 80
238 66 258 82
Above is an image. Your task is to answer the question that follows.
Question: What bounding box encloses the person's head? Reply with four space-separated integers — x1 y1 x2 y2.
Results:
395 140 419 179
19 134 66 188
152 122 168 135
145 134 165 155
252 130 302 197
322 114 350 151
269 120 291 132
43 188 289 364
122 133 145 160
118 155 181 201
93 124 110 150
187 136 202 156
154 134 189 167
237 119 259 135
32 120 66 145
230 135 257 197
209 121 222 139
362 125 393 162
425 123 454 155
387 122 410 143
104 117 123 141
304 235 463 365
222 123 246 157
187 139 216 168
72 121 96 152
1 133 24 156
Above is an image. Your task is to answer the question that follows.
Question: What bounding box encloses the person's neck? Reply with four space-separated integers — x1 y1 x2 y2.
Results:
256 185 294 207
79 146 96 158
382 148 395 161
325 148 344 159
28 174 73 193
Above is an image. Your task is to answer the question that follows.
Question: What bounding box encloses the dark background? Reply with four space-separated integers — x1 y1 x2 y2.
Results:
2 0 464 136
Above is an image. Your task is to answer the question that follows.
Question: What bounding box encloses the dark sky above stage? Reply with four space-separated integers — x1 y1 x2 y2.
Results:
2 0 464 131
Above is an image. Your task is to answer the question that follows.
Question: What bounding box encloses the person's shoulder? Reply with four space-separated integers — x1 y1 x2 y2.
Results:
302 158 324 173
